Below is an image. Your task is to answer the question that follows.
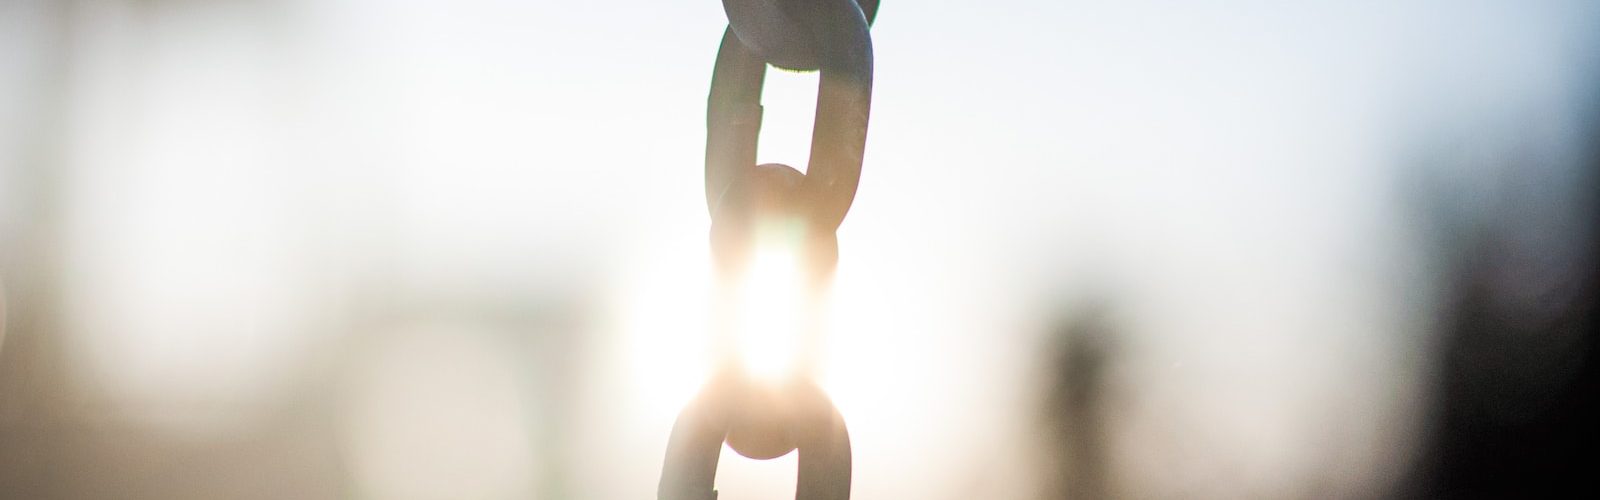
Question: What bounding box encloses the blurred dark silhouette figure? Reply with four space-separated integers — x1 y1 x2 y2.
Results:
1409 210 1598 496
1040 302 1116 500
1405 107 1599 498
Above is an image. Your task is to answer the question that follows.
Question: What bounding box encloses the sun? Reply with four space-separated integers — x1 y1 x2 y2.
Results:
731 244 808 381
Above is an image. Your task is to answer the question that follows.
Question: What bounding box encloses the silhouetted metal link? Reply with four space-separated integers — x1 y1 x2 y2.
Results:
721 0 880 71
705 0 876 241
659 370 852 500
661 1 877 499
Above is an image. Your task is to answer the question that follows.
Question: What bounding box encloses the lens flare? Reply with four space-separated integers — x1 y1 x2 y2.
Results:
733 244 807 381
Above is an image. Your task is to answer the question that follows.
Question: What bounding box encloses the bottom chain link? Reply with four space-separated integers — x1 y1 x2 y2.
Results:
659 369 852 500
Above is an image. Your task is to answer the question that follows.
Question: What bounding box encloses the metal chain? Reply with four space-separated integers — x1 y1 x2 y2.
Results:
661 1 878 499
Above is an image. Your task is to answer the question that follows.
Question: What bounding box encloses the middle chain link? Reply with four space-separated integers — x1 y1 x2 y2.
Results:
706 0 878 286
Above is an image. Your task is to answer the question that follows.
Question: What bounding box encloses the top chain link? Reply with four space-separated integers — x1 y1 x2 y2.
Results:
721 0 880 71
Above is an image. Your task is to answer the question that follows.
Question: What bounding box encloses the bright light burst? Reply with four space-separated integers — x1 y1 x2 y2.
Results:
733 243 808 381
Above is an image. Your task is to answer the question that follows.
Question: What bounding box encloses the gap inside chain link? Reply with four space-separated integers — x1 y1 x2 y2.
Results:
755 70 823 176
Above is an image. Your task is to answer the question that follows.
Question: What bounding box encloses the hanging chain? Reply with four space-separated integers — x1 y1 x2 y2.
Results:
660 1 879 499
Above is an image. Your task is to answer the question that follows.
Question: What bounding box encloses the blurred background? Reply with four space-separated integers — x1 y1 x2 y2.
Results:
1 0 1596 498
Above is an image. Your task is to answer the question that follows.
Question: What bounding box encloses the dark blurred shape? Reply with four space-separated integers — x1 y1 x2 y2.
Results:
1039 302 1116 500
1404 115 1599 497
1418 249 1597 498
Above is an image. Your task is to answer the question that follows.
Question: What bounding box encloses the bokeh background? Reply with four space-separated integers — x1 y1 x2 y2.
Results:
2 1 1596 498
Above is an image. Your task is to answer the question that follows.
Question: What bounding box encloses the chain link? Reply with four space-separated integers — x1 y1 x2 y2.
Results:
661 1 879 499
705 0 877 236
720 0 880 71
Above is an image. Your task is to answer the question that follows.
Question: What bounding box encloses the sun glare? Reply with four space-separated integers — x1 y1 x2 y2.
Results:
617 232 713 421
733 245 808 381
617 222 828 420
